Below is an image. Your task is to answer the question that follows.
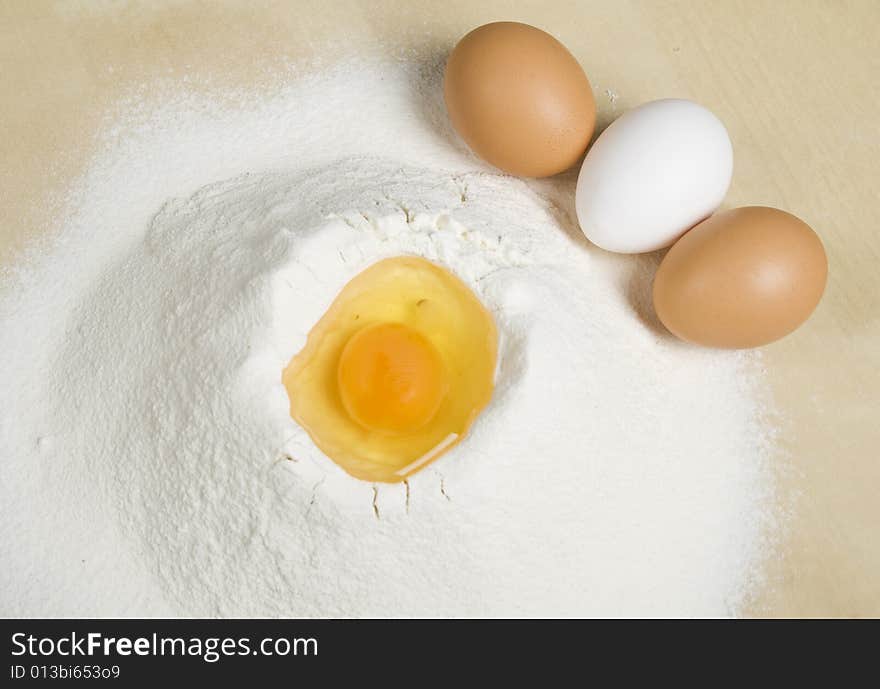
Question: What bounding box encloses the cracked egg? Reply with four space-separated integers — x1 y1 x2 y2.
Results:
282 256 497 483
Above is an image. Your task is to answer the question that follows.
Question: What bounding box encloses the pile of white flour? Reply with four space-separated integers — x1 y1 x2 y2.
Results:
0 57 776 617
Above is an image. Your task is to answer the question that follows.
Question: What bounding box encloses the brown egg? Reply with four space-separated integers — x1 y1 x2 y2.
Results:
444 22 596 177
653 207 827 348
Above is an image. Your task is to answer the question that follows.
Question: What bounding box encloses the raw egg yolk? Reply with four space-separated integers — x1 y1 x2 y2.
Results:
337 322 448 434
282 255 497 484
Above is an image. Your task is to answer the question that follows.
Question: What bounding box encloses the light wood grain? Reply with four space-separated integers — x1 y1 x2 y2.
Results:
1 0 877 616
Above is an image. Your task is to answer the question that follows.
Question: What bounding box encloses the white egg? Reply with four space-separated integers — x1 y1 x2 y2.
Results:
575 99 733 253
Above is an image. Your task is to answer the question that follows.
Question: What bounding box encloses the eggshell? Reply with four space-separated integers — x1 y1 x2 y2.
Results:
653 207 828 348
444 22 596 177
576 99 733 253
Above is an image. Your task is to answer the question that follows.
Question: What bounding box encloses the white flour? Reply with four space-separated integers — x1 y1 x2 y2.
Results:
0 57 776 617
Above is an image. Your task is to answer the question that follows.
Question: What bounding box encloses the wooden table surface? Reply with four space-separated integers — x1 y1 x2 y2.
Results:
2 0 878 617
